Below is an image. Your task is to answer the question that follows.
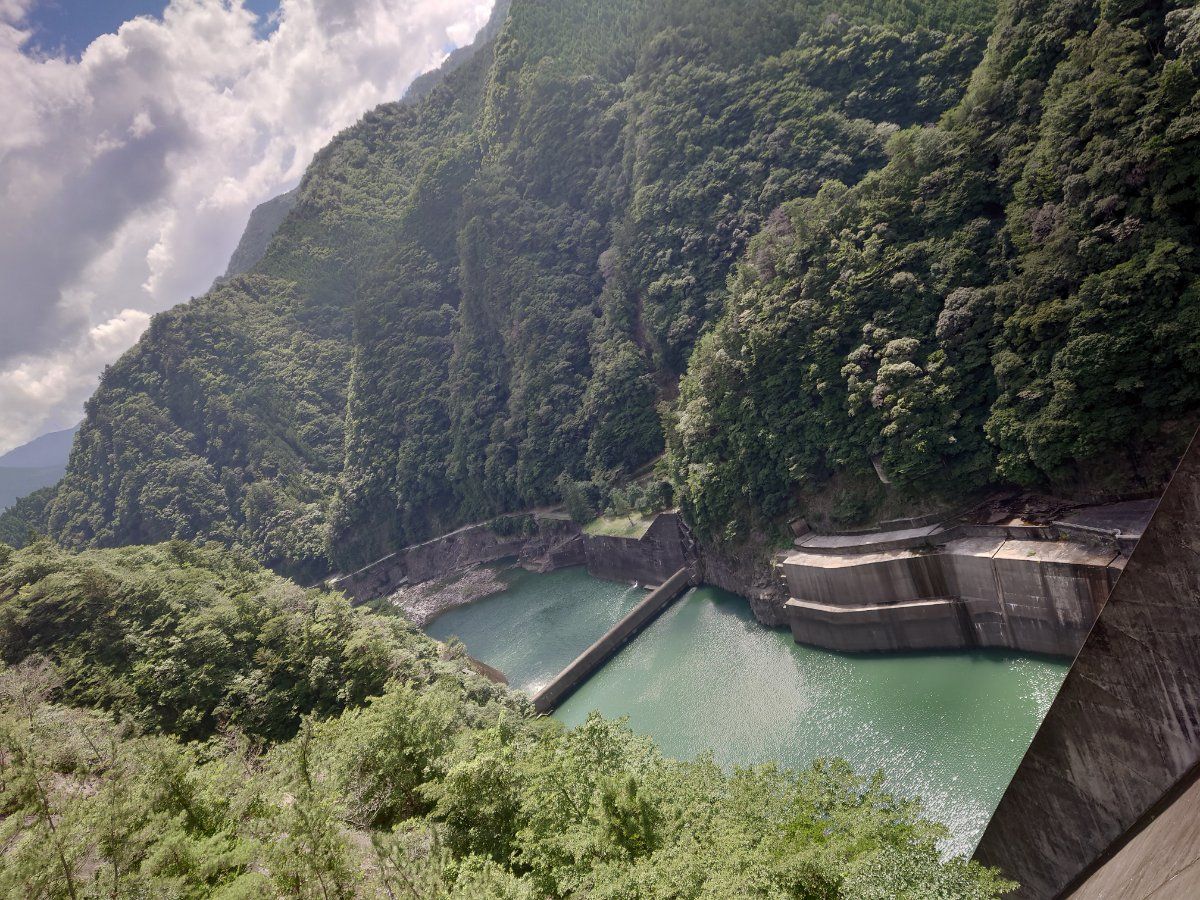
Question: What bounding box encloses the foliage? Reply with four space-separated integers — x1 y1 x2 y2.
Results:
0 542 1015 897
0 540 511 743
668 0 1200 535
4 0 993 574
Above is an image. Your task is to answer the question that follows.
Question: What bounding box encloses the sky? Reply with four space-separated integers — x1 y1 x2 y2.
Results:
0 0 494 453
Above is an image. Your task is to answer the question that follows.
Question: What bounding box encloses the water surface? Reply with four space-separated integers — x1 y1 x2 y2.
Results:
425 566 645 692
427 569 1069 854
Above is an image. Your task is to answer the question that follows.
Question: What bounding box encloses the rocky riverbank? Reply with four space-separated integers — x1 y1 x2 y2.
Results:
386 564 510 627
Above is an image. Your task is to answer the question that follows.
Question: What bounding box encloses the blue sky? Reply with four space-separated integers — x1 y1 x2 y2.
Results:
0 0 496 451
25 0 281 57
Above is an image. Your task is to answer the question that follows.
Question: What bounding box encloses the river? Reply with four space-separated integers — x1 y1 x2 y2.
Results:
425 565 1068 855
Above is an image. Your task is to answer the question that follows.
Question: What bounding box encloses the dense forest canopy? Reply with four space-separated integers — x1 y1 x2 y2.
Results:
3 0 1195 576
668 0 1200 536
0 541 1013 897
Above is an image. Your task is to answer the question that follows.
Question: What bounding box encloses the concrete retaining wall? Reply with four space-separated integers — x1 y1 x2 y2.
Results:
784 597 970 653
781 533 1121 657
583 512 694 586
531 567 695 713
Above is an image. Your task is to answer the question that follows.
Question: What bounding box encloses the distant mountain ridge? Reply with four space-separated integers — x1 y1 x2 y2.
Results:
0 425 78 469
0 424 78 515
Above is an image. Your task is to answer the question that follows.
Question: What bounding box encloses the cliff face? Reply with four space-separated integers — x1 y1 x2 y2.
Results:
221 188 299 279
695 530 790 627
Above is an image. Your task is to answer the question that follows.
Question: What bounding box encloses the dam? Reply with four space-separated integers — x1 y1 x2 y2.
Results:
340 496 1155 859
424 568 1068 854
778 501 1153 657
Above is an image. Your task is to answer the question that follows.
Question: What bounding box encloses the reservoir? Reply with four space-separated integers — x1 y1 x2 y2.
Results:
425 566 1069 855
425 565 647 693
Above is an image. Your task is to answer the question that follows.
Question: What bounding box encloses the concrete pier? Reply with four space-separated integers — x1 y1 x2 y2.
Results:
531 567 695 714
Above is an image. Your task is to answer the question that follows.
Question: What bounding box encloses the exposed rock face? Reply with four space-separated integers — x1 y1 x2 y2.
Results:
329 515 580 603
521 530 585 573
222 187 299 278
387 565 510 627
694 530 790 627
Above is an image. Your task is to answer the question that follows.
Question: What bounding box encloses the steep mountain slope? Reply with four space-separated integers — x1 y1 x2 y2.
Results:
221 187 299 279
668 0 1200 536
8 0 997 576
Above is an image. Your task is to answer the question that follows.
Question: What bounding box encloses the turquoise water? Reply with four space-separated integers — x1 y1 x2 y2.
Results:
425 566 646 692
426 569 1069 854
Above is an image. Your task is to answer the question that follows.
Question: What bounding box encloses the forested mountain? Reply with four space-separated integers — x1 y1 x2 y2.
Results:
6 0 1196 577
668 0 1200 536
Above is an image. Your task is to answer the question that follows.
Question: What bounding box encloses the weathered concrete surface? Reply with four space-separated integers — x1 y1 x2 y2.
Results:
784 596 969 653
1066 765 1200 899
331 515 580 603
974 432 1200 899
780 528 1120 657
531 567 696 713
583 512 695 586
797 523 944 553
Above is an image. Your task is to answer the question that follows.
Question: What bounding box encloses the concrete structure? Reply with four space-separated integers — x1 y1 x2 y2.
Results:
582 512 696 586
1064 763 1200 899
531 567 696 713
975 433 1200 898
329 514 581 603
780 522 1132 657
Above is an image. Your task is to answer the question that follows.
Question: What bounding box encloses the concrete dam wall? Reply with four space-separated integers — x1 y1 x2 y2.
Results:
780 524 1127 657
582 512 695 586
975 433 1200 899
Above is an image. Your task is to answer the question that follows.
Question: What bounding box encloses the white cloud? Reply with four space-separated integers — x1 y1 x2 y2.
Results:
0 0 495 452
0 308 152 445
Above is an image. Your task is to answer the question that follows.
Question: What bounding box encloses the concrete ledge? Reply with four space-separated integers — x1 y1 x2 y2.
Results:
531 567 695 714
785 597 972 653
780 529 1121 657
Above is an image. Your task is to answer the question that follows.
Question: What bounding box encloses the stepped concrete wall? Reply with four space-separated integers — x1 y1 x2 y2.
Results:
975 433 1200 898
780 531 1122 656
